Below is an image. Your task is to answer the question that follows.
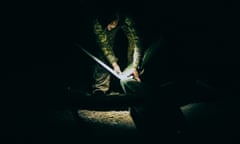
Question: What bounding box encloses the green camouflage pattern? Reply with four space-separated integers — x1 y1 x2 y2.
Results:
93 16 142 68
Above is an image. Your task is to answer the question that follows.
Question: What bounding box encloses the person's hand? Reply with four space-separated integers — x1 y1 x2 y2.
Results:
112 62 121 74
121 65 141 81
132 68 141 82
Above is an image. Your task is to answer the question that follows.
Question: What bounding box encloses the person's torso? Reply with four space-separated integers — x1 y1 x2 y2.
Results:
106 26 129 68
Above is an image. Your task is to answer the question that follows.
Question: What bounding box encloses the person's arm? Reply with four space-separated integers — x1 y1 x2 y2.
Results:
122 17 142 81
125 17 142 68
93 19 118 66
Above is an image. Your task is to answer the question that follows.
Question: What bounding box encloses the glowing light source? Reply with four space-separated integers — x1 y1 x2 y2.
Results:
80 46 134 81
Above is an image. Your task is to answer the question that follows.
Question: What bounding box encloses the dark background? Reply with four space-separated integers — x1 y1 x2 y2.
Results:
6 0 239 143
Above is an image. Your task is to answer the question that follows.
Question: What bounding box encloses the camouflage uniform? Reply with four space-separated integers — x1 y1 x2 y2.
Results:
92 15 143 94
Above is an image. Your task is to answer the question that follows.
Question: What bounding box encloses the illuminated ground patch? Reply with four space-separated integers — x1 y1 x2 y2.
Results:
77 109 136 129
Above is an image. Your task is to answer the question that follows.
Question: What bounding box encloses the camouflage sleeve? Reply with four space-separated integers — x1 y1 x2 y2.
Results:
123 17 142 68
93 19 118 65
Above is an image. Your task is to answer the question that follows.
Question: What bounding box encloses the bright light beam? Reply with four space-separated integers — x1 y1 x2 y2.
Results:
80 46 132 80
